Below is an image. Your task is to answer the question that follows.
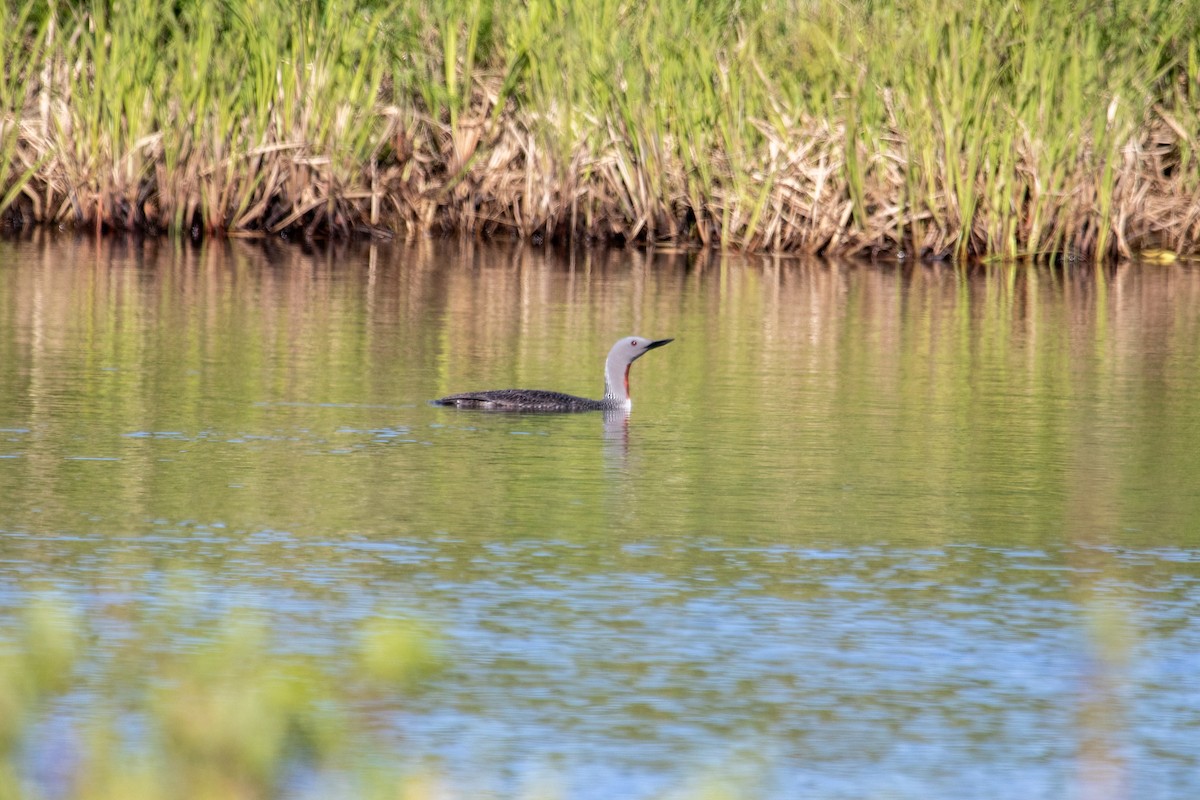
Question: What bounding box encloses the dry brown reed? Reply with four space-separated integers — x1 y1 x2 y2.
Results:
0 0 1197 261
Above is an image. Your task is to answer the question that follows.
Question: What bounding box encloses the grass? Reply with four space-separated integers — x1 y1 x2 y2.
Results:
0 0 1197 260
0 591 441 800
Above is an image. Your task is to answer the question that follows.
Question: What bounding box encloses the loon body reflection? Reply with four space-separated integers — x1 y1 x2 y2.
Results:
433 336 673 412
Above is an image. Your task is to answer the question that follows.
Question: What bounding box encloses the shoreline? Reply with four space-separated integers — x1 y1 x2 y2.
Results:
0 0 1197 261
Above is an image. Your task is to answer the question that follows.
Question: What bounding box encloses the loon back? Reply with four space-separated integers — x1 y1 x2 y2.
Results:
431 389 604 412
432 335 673 413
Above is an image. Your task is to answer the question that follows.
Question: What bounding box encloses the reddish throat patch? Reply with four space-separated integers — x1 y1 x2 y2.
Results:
624 365 631 397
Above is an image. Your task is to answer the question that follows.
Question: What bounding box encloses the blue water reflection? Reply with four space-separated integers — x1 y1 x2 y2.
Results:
1 237 1199 798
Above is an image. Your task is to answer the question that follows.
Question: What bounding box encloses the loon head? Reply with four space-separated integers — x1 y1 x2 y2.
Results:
603 336 673 407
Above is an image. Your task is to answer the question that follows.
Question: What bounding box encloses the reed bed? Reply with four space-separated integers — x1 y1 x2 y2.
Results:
0 0 1197 260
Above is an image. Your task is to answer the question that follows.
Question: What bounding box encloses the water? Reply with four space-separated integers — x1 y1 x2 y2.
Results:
2 235 1200 798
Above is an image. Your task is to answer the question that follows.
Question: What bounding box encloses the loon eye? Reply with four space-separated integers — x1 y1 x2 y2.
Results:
630 340 638 347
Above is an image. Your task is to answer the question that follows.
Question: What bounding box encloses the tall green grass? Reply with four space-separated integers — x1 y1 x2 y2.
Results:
0 0 1197 258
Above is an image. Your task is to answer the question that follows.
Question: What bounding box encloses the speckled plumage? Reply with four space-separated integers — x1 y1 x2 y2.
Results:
432 336 673 413
430 389 606 412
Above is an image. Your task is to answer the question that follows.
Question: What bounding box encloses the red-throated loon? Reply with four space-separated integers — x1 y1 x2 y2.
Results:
432 336 673 411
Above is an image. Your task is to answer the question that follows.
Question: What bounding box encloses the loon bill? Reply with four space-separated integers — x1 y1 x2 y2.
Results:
432 336 673 412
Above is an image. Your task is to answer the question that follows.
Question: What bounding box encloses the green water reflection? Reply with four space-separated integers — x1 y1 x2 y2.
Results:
1 234 1199 798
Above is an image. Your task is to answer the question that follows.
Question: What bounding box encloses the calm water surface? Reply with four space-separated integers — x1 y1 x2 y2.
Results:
2 236 1200 798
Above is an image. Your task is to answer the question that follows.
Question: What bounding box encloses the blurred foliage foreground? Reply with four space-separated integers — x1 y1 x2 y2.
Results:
0 0 1197 260
0 595 441 800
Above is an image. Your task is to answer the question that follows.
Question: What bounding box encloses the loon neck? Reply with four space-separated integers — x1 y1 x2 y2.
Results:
602 361 632 409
